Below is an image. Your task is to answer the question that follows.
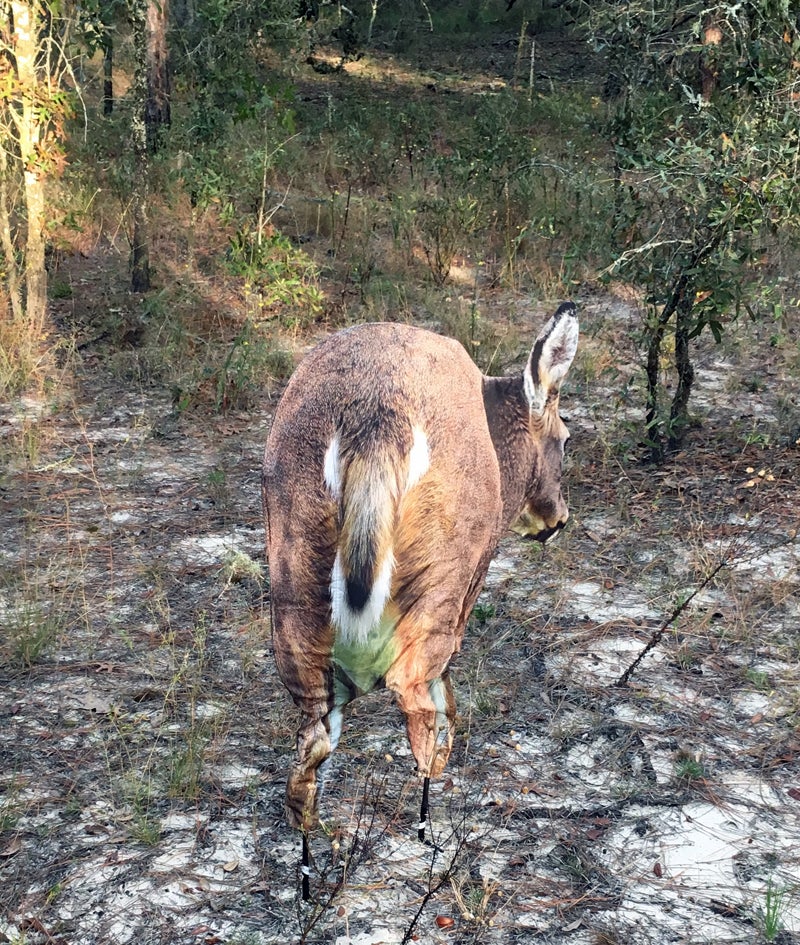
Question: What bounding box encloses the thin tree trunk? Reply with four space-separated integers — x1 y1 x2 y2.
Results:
644 268 689 462
145 0 170 152
644 305 670 463
10 0 48 336
644 230 724 462
103 31 114 114
0 145 24 323
130 0 150 293
366 0 378 45
700 16 723 101
668 292 695 451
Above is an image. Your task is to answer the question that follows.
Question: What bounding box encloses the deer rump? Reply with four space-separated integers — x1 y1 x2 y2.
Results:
263 307 577 834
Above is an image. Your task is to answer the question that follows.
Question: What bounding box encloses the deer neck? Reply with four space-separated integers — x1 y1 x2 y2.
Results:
482 374 536 529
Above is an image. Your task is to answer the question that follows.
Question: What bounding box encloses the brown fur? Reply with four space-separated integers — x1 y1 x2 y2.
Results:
263 309 577 830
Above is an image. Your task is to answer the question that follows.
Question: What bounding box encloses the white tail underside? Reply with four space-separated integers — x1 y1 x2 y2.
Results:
330 549 395 645
326 427 430 646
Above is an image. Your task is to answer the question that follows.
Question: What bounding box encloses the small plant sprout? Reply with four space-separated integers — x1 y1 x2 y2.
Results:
675 753 705 783
745 667 771 692
471 601 496 625
760 878 788 943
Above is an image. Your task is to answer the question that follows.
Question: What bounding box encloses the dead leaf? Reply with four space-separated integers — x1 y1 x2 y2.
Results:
788 787 800 801
562 919 583 931
435 916 455 929
20 918 49 935
0 837 21 858
710 899 741 918
222 859 239 872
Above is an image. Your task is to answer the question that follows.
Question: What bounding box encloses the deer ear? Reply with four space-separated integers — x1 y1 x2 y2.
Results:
523 302 579 415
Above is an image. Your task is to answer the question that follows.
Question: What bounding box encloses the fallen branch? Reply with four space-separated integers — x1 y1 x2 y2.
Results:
615 558 728 688
616 525 800 687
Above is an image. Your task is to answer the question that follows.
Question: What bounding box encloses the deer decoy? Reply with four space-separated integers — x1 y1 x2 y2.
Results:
262 302 578 898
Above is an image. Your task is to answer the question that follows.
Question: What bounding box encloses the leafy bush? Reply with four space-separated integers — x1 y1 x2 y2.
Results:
583 0 800 458
225 228 323 323
210 318 294 412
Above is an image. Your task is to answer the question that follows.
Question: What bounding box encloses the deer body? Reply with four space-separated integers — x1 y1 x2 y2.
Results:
263 305 578 832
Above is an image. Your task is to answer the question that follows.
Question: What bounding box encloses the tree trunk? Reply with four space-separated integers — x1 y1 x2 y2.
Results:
0 146 24 324
644 306 668 464
10 0 48 337
145 0 170 152
172 0 194 29
668 292 695 452
130 0 151 293
103 31 114 115
700 15 723 101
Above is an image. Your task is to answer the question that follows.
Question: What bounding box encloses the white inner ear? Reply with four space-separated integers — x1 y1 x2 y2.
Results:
524 310 579 415
542 316 579 387
523 365 547 416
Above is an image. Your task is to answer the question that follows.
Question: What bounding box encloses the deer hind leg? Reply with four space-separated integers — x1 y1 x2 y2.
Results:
386 670 455 843
286 670 351 832
285 711 335 902
387 667 456 780
272 600 338 832
286 714 333 832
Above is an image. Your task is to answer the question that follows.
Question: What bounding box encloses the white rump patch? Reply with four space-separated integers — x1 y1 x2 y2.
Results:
323 434 341 499
405 426 430 492
330 550 394 646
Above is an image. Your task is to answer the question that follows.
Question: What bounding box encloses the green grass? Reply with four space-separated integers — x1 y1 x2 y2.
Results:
0 589 62 670
675 756 705 783
760 878 788 943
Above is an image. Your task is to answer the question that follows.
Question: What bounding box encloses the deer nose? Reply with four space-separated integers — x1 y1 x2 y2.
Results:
511 502 569 542
540 495 569 533
532 518 567 544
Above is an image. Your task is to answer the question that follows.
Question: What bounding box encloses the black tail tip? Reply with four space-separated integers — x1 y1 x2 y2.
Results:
345 574 371 612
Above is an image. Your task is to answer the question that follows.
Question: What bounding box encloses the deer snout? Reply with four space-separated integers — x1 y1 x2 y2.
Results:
511 496 569 543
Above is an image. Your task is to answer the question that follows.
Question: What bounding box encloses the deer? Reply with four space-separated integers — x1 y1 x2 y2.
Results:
262 302 578 898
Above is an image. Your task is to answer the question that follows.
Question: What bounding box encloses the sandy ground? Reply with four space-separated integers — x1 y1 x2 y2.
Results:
1 296 799 945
